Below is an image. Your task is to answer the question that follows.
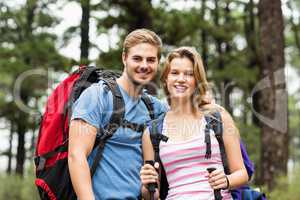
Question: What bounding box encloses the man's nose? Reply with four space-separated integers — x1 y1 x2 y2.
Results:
140 59 149 71
141 59 148 67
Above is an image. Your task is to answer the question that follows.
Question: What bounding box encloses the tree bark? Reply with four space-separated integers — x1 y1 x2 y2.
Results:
258 0 288 190
200 0 208 70
213 0 232 114
244 0 262 127
14 0 37 176
80 0 90 63
15 120 26 175
6 120 14 174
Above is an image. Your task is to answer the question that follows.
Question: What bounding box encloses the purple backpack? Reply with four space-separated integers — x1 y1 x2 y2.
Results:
148 112 266 200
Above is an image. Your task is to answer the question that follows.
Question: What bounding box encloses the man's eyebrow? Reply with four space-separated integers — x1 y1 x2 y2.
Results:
147 56 157 59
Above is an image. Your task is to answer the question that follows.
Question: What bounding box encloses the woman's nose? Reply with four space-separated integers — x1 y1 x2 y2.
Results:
177 73 186 82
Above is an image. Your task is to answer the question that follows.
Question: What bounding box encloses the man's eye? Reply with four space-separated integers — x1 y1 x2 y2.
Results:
133 57 142 61
147 58 156 63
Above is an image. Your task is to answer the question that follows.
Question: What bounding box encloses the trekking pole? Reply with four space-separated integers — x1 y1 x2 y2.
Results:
207 167 223 200
145 160 157 200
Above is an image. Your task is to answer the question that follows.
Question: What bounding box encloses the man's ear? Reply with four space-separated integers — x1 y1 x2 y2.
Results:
122 52 127 67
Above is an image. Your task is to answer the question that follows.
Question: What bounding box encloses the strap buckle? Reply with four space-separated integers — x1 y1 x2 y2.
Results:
34 156 46 171
98 127 114 140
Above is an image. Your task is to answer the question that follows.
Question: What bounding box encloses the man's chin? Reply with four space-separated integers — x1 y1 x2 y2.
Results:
131 79 150 87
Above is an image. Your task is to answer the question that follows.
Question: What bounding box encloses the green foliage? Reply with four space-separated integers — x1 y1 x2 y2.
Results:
288 95 300 161
237 121 261 171
0 167 39 200
268 166 300 200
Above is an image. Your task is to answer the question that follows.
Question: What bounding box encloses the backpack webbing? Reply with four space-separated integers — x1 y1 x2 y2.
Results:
204 112 230 174
90 80 155 176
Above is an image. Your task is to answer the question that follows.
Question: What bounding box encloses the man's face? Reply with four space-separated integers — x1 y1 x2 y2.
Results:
122 43 159 86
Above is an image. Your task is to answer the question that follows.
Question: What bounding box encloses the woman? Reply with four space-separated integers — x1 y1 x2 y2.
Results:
140 47 248 200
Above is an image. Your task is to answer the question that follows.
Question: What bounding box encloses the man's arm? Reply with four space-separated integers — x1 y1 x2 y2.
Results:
68 119 97 200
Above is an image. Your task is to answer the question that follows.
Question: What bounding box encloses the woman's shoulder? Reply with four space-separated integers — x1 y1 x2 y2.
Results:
200 103 234 125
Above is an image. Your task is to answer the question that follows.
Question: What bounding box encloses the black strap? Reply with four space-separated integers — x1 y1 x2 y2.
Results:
141 94 155 120
90 80 125 176
35 143 68 170
90 80 156 176
121 119 146 133
148 116 169 200
208 112 230 174
204 117 212 159
66 66 99 141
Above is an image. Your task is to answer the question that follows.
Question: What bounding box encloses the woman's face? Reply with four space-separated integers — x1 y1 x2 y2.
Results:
166 57 196 102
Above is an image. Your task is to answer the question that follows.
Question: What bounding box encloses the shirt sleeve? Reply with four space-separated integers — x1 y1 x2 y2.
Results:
71 83 107 129
148 95 169 118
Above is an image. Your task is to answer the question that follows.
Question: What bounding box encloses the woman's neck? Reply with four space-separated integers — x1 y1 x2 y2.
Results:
169 98 196 116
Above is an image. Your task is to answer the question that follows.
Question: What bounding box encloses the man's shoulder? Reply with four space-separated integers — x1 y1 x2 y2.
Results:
143 93 164 106
83 81 113 98
142 93 168 116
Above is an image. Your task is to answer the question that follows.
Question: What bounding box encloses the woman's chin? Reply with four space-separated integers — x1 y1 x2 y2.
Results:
170 94 192 101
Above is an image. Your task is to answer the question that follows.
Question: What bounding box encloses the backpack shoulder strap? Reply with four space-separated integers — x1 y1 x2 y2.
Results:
205 111 230 174
148 113 168 161
147 113 169 200
141 94 155 120
90 79 125 176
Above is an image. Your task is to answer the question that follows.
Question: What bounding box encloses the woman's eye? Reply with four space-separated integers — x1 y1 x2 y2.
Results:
186 72 194 76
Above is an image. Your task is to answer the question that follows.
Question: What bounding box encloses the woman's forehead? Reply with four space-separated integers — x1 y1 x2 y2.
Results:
170 57 193 70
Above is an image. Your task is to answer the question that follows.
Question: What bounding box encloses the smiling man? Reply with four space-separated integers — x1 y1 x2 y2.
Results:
68 29 167 200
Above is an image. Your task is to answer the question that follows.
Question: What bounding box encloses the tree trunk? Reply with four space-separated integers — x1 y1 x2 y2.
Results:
258 0 288 190
200 0 208 70
223 0 233 115
14 0 37 176
80 0 90 64
213 0 232 114
15 115 26 175
244 0 261 127
243 1 263 184
6 120 14 174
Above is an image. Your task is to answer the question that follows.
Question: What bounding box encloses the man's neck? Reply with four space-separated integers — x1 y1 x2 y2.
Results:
116 76 143 99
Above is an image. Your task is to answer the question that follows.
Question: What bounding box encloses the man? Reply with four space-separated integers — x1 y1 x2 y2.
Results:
68 29 166 200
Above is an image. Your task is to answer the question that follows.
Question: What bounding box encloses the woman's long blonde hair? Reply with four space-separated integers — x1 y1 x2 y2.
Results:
160 47 209 111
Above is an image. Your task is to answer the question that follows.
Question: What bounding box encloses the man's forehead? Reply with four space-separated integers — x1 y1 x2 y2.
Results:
127 43 158 57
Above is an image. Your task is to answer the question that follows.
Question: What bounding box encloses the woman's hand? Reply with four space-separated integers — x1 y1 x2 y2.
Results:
140 162 159 186
140 162 160 200
207 169 229 190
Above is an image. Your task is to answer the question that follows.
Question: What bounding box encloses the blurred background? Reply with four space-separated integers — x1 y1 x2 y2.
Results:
0 0 299 199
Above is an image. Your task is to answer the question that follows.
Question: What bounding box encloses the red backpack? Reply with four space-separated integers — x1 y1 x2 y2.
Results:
34 66 155 200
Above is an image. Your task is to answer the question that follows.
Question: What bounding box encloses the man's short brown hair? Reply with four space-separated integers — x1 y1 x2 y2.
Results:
123 29 162 59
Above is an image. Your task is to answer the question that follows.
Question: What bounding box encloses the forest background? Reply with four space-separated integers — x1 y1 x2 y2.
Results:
0 0 300 199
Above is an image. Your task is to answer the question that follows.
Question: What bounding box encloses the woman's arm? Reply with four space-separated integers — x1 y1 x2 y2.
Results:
221 109 248 189
208 108 248 190
140 128 159 200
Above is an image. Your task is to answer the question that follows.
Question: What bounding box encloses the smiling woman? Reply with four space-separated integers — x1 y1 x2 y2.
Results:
140 47 249 200
160 47 208 111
